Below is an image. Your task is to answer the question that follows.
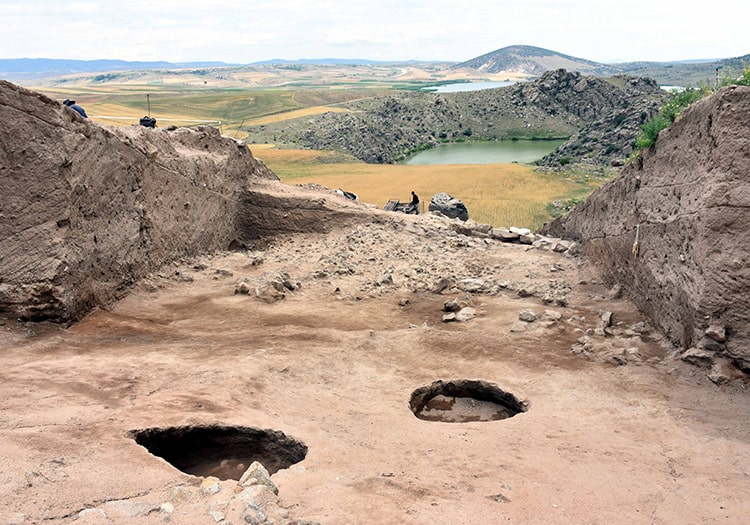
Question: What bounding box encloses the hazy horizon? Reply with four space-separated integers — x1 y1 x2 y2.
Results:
0 50 742 66
1 1 748 65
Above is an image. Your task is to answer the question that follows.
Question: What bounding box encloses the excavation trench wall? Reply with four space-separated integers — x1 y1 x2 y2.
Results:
541 86 750 367
0 80 371 322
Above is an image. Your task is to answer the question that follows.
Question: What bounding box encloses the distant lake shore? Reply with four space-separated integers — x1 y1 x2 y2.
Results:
422 81 516 93
402 139 566 165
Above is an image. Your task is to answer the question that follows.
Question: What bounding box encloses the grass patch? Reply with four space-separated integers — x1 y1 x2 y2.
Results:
40 85 383 137
255 147 603 230
245 106 351 126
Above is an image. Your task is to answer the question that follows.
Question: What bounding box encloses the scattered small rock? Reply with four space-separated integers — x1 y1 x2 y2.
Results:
458 278 491 293
702 336 726 352
552 240 572 253
102 500 162 518
487 492 511 503
705 325 726 343
239 462 278 495
708 358 742 385
201 477 222 496
680 347 715 367
432 277 453 294
491 228 520 242
455 307 476 322
607 283 623 299
243 501 269 524
78 508 107 519
443 299 461 313
594 311 613 336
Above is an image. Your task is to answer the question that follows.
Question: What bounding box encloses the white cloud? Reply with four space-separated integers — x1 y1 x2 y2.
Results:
0 0 747 63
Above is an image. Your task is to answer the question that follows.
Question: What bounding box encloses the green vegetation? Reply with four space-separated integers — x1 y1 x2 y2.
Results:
635 64 750 153
719 64 750 87
635 86 710 151
546 197 585 218
45 84 387 135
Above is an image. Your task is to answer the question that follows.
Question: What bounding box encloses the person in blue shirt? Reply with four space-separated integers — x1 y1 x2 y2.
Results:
63 99 87 118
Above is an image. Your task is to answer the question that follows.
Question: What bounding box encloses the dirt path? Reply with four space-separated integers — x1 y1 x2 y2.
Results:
1 217 749 524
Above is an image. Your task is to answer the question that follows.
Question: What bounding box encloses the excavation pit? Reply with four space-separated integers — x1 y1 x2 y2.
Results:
410 379 528 423
130 425 307 480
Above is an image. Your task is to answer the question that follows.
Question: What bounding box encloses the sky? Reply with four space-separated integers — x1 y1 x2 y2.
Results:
1 0 748 64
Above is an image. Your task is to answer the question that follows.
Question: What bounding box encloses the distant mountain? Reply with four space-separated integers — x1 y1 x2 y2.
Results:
616 53 750 86
453 45 620 76
249 58 429 66
0 58 236 81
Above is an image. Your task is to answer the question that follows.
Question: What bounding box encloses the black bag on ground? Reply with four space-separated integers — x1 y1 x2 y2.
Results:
140 116 157 128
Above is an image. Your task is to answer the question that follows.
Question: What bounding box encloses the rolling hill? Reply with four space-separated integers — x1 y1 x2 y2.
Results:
0 58 235 81
453 45 620 76
3 47 746 86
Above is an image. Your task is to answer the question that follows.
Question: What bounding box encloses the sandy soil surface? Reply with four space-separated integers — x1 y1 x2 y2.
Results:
1 214 749 524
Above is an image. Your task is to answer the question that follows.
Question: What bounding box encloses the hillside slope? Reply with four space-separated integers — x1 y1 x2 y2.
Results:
541 85 750 368
454 45 620 76
243 69 665 166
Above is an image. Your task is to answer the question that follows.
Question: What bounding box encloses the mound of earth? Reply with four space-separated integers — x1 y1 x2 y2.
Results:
243 69 665 166
0 80 374 322
541 85 750 370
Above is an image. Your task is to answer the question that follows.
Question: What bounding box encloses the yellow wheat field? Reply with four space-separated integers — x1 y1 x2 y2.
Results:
254 147 598 230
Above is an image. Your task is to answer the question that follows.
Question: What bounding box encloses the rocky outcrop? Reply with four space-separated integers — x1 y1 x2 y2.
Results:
243 70 665 166
428 192 469 221
0 80 373 322
540 85 750 369
538 76 666 166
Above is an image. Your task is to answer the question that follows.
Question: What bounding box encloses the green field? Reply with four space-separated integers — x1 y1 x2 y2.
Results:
37 84 389 137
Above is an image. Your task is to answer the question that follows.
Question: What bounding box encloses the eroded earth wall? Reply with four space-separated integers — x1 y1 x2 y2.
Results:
542 86 750 367
0 80 281 321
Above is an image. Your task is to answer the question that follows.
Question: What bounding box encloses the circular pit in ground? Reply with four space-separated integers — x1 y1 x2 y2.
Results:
410 379 528 423
130 425 307 480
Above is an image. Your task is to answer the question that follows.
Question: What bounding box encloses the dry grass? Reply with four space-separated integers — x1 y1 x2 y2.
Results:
255 147 599 230
244 106 350 126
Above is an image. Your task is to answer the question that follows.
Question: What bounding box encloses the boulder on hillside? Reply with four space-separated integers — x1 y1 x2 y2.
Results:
540 85 750 370
428 193 469 221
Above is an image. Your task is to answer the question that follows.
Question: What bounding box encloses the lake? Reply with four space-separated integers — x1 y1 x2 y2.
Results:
402 139 566 165
423 81 516 93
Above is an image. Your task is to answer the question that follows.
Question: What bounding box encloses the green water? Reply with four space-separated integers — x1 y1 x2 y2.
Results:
403 139 566 165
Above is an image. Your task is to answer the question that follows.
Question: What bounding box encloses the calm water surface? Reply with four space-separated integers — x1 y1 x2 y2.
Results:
423 81 516 93
403 139 566 165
